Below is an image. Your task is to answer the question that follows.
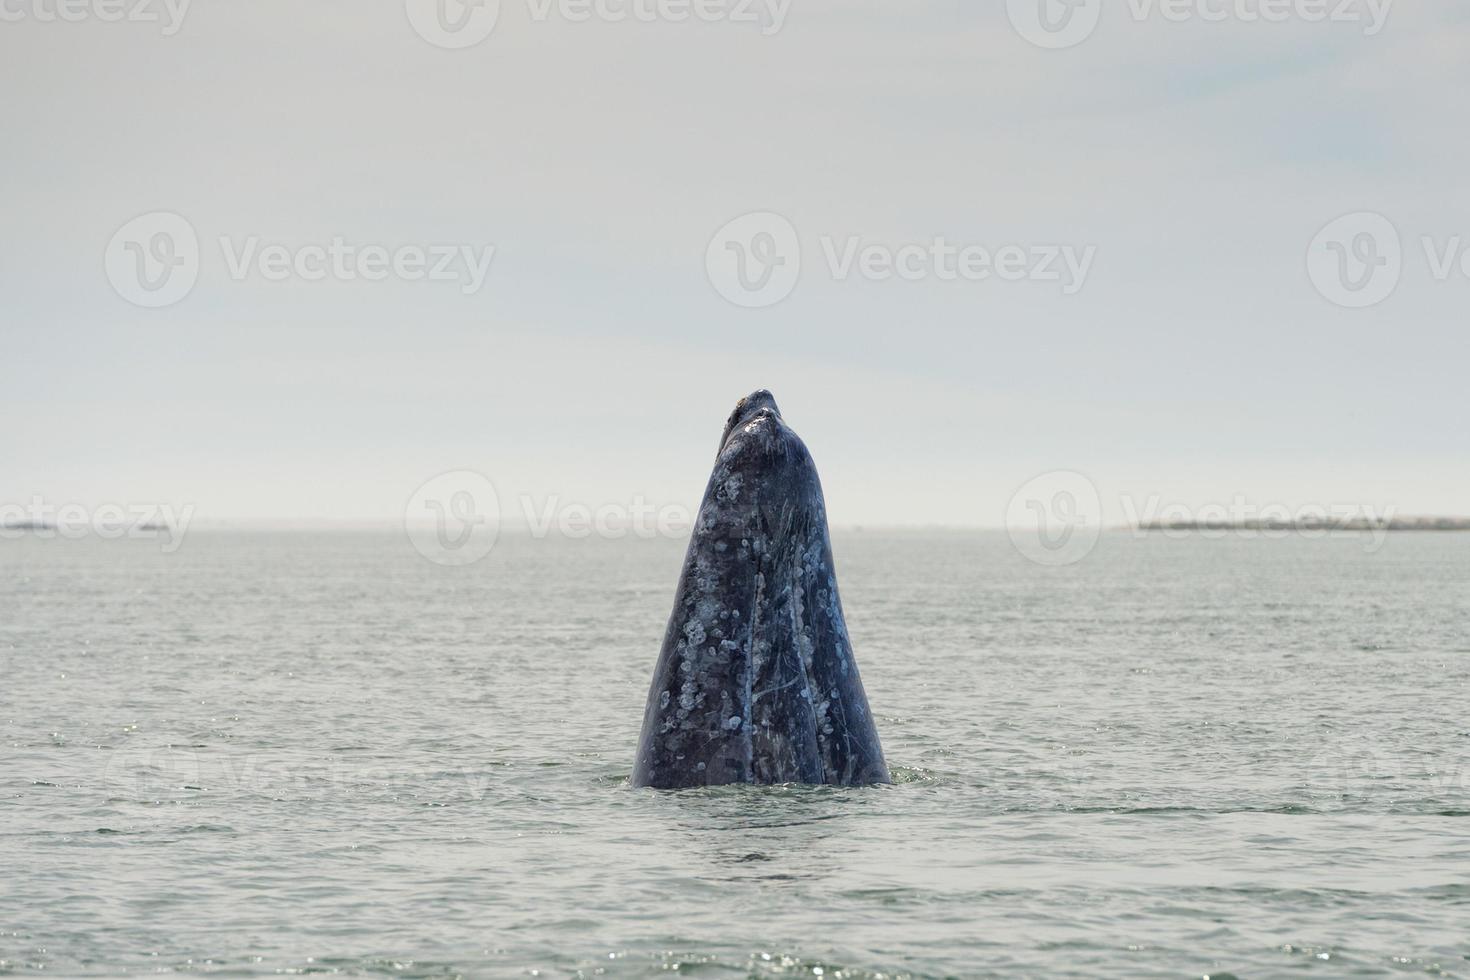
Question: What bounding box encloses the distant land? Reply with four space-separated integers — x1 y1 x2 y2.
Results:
1 522 170 532
1138 516 1470 532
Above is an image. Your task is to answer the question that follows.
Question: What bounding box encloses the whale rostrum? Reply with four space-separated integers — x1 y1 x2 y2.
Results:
631 390 890 789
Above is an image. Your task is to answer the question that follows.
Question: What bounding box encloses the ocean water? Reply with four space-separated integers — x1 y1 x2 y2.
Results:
2 530 1468 978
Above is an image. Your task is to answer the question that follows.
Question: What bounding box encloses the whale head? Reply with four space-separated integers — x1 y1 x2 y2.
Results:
719 389 782 451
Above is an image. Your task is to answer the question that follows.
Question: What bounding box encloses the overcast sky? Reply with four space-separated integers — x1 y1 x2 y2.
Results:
3 1 1468 527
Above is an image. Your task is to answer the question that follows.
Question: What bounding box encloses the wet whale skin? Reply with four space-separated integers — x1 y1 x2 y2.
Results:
631 392 890 789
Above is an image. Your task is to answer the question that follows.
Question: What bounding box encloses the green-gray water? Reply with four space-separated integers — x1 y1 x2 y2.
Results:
3 531 1467 977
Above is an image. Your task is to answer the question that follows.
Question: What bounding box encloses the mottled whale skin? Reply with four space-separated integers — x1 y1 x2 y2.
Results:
631 390 890 789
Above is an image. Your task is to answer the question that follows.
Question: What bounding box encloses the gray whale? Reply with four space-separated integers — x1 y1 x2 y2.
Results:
631 390 890 789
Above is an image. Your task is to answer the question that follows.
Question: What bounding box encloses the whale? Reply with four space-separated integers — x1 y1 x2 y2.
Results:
631 390 890 789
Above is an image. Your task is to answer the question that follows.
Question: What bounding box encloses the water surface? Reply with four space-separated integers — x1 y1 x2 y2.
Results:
2 531 1467 977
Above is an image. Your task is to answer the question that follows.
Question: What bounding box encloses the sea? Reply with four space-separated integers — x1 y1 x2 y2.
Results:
2 530 1467 978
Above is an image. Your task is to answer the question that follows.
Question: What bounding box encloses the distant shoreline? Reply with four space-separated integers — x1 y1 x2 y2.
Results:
1136 517 1470 532
1 523 170 532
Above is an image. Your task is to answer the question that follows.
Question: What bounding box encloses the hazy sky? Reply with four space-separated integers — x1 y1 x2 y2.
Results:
3 1 1468 527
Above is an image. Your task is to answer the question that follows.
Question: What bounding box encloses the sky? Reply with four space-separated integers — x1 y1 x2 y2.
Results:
2 0 1468 529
